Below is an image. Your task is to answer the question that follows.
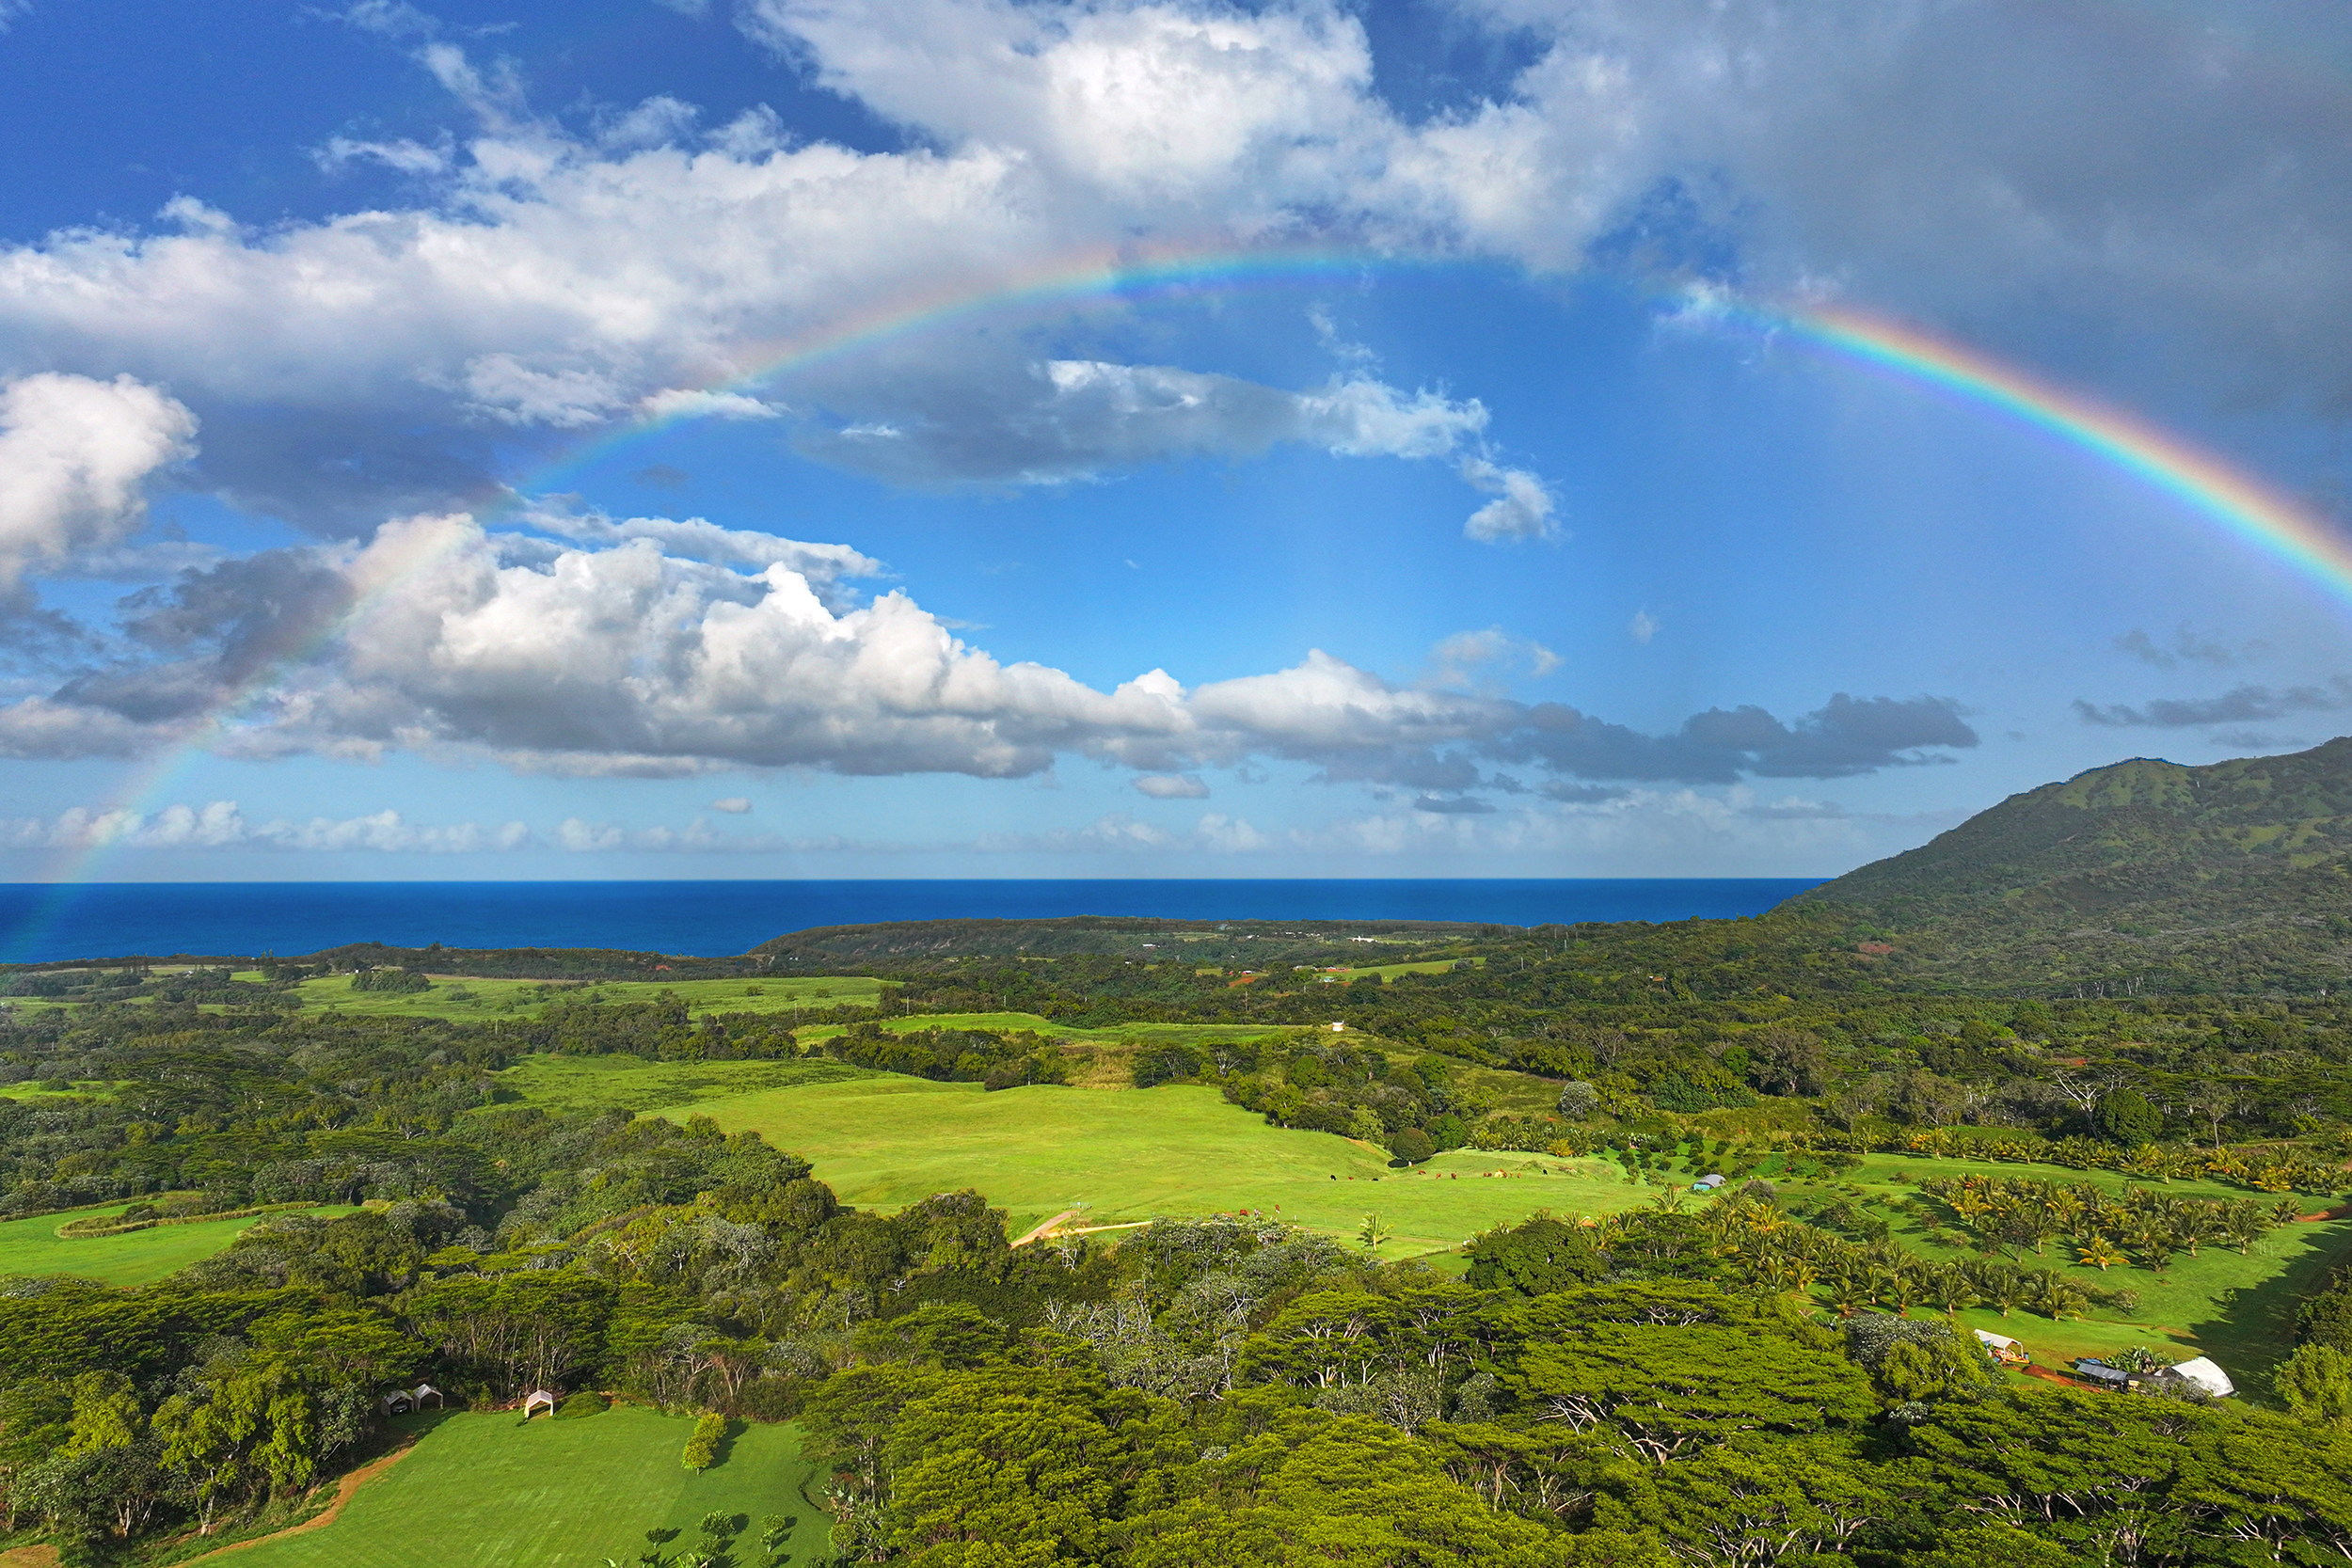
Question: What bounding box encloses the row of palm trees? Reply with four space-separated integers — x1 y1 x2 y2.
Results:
1814 1129 2340 1196
1917 1173 2297 1272
1701 1195 2106 1319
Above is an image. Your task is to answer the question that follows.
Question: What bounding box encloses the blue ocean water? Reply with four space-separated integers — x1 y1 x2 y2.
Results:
0 879 1823 964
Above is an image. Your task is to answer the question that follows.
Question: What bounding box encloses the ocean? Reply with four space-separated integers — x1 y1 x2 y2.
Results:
0 879 1824 964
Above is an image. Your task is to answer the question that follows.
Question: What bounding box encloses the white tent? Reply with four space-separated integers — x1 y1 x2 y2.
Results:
2168 1356 2234 1398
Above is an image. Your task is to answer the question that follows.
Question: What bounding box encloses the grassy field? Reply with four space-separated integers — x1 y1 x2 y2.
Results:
493 1056 1638 1258
229 1407 824 1568
277 973 883 1021
1754 1151 2352 1393
0 1203 358 1285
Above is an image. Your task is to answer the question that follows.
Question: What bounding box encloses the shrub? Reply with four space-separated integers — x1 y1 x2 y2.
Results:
681 1411 726 1470
1390 1127 1436 1164
555 1391 608 1418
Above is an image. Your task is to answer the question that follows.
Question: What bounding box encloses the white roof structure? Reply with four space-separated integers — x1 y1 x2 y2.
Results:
1973 1329 2022 1352
2168 1356 2234 1398
1694 1173 1726 1188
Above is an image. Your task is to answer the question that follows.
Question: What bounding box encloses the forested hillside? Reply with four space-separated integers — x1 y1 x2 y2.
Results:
1794 737 2352 993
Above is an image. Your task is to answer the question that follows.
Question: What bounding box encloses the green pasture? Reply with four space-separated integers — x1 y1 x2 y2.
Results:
229 1407 824 1568
492 1054 880 1117
0 1079 125 1101
1755 1151 2352 1391
0 1203 358 1286
279 973 882 1021
612 1069 1639 1258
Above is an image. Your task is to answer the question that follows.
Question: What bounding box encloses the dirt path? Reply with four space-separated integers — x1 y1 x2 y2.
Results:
1009 1209 1084 1247
2020 1364 2088 1388
178 1440 419 1564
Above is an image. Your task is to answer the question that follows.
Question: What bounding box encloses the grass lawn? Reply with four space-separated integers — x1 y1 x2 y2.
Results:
1753 1150 2352 1394
281 974 882 1022
230 1407 824 1568
612 1069 1644 1259
0 1203 358 1285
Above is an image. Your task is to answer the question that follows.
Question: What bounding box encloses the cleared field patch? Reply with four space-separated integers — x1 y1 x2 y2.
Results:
492 1054 879 1117
629 1071 1640 1259
0 1203 358 1285
227 1407 823 1568
285 974 883 1022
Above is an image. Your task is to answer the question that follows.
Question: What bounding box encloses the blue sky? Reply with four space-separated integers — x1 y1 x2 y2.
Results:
0 0 2346 879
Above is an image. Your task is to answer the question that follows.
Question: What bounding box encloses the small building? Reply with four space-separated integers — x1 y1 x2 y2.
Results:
2160 1356 2234 1399
1972 1330 2030 1367
521 1389 560 1418
1690 1173 1726 1193
380 1383 444 1416
1329 1022 1346 1032
2071 1358 2137 1389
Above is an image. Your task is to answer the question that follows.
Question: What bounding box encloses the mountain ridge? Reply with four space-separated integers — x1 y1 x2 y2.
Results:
1793 735 2352 993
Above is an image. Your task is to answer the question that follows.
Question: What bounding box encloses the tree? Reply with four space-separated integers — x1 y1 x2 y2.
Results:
2095 1089 2162 1147
1555 1081 1599 1119
1357 1214 1392 1253
1389 1127 1436 1164
2275 1343 2352 1430
2076 1235 2125 1272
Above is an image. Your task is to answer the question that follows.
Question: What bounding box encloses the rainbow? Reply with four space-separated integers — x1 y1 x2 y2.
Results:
15 243 2351 916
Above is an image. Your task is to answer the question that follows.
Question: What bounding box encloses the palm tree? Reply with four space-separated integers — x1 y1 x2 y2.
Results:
1358 1214 1391 1252
2076 1234 2126 1272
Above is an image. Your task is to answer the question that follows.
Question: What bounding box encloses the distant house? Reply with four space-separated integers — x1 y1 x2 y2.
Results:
1972 1329 2030 1367
2159 1356 2234 1399
1690 1173 1726 1192
2070 1358 2137 1389
521 1389 560 1418
1329 1022 1346 1032
380 1383 444 1416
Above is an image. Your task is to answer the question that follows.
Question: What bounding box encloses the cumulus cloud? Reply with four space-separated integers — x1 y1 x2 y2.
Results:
2072 680 2352 729
0 515 1978 791
709 796 753 813
0 374 197 595
1458 456 1557 542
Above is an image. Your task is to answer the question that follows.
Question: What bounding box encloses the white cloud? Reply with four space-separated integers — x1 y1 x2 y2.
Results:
0 6 1578 531
1629 610 1658 644
1132 772 1208 799
0 800 528 852
1427 626 1560 688
710 796 753 813
1459 456 1557 543
312 135 454 176
0 374 197 594
638 388 787 422
524 505 882 582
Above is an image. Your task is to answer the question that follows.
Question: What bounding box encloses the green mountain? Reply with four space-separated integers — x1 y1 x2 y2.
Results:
1794 736 2352 994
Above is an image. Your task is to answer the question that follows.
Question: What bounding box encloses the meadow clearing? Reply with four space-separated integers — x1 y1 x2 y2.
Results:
223 1407 822 1568
0 1203 358 1285
494 1053 1640 1259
